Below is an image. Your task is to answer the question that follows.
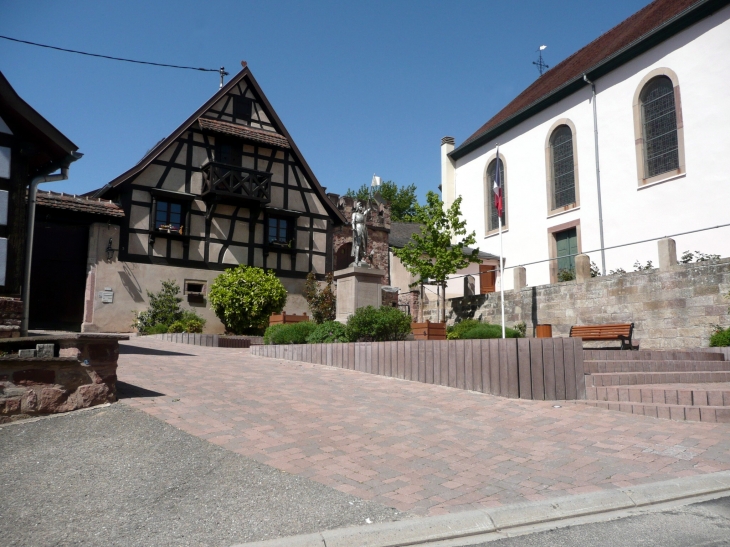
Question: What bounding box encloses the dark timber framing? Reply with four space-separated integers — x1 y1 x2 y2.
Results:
93 66 343 279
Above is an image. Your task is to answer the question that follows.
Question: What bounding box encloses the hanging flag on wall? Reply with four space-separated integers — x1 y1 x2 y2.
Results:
493 146 503 218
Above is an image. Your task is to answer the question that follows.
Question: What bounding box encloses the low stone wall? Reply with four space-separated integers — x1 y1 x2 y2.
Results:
425 258 730 350
0 334 125 423
252 338 585 401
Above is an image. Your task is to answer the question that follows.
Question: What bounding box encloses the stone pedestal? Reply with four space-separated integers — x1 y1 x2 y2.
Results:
334 266 386 323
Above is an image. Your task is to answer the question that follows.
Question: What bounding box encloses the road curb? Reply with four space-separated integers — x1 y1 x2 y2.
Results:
231 471 730 547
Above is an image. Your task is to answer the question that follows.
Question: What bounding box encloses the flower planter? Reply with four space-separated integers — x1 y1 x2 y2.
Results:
411 320 446 340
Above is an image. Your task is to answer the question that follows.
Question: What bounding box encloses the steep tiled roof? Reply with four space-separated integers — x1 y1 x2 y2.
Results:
454 0 713 157
389 222 499 260
197 117 290 149
36 190 124 217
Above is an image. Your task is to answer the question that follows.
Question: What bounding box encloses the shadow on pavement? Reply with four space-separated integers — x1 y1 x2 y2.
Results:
116 381 165 399
119 345 194 357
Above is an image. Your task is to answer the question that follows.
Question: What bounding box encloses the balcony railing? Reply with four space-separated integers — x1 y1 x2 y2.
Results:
200 160 271 204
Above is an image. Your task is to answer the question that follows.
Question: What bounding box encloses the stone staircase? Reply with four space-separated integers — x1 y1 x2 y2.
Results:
578 349 730 423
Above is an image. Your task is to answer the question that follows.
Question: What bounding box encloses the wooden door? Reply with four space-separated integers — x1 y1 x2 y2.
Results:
29 221 89 331
479 264 496 294
556 228 578 274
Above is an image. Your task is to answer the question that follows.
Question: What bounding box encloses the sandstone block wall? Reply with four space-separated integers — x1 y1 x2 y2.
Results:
0 336 122 423
424 259 730 350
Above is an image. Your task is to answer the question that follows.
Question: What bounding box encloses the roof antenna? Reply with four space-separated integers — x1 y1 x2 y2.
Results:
219 66 229 89
533 45 549 76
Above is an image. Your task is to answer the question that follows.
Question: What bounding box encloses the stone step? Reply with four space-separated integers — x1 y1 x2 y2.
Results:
575 400 730 423
586 382 730 407
583 350 725 362
584 360 730 373
586 371 730 387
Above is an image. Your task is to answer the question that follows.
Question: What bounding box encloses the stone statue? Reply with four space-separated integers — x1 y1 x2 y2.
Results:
351 199 373 267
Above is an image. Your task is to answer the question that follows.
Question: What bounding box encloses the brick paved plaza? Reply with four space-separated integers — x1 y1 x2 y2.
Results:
118 339 730 516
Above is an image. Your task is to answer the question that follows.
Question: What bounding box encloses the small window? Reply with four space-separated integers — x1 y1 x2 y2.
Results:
155 201 184 233
641 76 679 178
267 216 292 246
486 158 506 232
232 96 254 122
550 125 575 208
184 280 206 295
216 139 242 167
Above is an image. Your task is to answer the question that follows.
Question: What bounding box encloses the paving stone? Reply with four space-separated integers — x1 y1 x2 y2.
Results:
118 339 730 517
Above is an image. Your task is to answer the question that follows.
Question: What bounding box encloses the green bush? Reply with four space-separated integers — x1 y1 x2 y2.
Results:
134 280 206 334
146 323 170 335
346 306 411 342
306 321 350 343
461 323 522 339
709 327 730 347
264 322 318 345
209 265 287 334
168 311 206 333
446 319 481 340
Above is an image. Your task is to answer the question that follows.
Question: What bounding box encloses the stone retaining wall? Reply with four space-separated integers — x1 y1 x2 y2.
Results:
148 333 263 347
425 258 730 350
0 335 125 423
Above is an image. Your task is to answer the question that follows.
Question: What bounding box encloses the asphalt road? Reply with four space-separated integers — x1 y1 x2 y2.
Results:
0 403 405 547
469 496 730 547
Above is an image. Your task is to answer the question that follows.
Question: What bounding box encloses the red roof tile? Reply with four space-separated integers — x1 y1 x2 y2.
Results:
36 190 124 217
198 117 290 149
458 0 705 153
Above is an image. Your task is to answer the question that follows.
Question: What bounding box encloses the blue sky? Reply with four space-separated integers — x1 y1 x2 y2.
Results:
1 0 649 200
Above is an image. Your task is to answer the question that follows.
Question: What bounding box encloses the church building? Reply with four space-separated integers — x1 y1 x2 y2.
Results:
441 0 730 289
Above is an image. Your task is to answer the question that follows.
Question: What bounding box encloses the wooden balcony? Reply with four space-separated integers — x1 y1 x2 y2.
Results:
200 160 271 205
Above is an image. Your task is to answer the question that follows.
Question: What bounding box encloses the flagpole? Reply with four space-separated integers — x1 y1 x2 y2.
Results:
498 210 505 339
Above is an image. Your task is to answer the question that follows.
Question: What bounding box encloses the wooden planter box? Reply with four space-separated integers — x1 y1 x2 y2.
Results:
269 312 309 326
411 320 447 341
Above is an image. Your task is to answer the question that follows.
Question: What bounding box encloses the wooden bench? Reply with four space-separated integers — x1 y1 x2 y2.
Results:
569 323 634 350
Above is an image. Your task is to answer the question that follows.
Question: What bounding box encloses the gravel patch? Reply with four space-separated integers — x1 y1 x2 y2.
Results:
0 403 406 547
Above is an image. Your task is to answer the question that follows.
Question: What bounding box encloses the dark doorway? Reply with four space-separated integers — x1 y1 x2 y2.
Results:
334 242 352 271
29 221 89 331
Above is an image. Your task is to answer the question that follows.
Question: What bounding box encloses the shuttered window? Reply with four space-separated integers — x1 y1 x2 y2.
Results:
556 228 578 275
641 76 679 178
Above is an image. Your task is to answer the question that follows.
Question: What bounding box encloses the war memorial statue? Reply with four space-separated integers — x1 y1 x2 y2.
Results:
350 199 374 267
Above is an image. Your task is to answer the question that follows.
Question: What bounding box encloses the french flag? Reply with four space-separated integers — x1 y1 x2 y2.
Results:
493 146 503 218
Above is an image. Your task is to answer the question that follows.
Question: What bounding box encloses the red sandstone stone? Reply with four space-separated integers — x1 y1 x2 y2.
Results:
0 397 20 414
75 383 111 408
21 389 38 412
39 388 69 413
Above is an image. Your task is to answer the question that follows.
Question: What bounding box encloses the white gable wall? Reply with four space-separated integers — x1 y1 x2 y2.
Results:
453 5 730 289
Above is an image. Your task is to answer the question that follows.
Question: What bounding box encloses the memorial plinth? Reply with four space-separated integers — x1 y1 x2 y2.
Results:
334 266 386 323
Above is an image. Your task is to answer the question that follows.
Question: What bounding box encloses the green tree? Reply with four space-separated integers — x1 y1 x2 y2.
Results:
391 191 480 323
346 180 418 222
208 265 287 334
303 271 336 324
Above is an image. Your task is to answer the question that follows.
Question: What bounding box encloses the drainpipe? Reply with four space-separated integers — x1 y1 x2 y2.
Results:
21 152 83 336
583 74 606 276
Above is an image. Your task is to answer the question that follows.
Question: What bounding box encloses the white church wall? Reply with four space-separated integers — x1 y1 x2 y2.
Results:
452 5 730 289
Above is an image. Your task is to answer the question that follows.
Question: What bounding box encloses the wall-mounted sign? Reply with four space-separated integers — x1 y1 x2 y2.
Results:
100 289 114 303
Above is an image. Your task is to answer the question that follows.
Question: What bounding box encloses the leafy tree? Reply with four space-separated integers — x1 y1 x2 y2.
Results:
303 271 336 324
209 265 287 334
346 180 418 222
391 191 480 323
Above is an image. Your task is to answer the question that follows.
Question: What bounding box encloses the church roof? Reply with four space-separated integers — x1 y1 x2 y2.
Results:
451 0 724 160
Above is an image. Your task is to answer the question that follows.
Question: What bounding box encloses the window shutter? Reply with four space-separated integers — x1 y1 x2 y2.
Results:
479 264 496 294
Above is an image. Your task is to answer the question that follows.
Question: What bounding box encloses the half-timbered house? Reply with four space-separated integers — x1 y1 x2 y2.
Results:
84 64 345 333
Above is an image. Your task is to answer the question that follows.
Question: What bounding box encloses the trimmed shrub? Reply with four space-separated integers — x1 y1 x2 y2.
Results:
461 323 522 339
346 306 411 342
146 323 170 335
168 311 206 333
209 265 287 334
264 322 318 345
446 319 481 340
306 321 350 344
710 327 730 347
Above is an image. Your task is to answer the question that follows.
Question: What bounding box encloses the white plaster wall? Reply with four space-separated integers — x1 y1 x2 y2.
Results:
453 6 730 289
